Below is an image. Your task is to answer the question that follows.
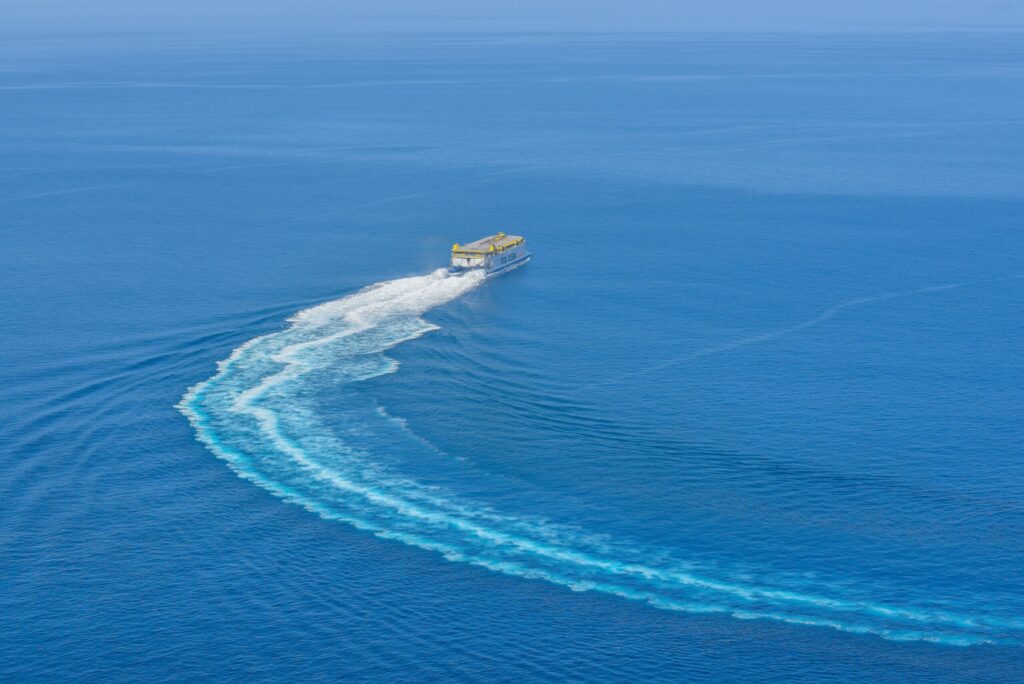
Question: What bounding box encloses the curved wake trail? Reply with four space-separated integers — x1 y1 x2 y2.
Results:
178 269 1021 646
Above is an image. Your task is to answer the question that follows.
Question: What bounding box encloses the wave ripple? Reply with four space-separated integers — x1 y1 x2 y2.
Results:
178 269 1022 646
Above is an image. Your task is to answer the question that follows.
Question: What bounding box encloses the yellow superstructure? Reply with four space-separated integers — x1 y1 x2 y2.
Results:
451 232 525 257
449 231 531 275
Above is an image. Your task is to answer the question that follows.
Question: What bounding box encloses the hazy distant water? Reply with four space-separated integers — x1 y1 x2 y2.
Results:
2 32 1023 681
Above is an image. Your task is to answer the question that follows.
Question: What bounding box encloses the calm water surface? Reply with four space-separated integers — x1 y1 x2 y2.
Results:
2 32 1023 682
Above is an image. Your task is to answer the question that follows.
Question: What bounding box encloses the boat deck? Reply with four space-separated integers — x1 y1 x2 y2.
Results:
452 233 524 255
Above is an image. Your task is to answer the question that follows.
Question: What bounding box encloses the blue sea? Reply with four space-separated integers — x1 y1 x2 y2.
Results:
2 31 1023 681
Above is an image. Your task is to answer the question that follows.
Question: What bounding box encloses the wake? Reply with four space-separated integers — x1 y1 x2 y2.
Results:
178 269 1021 646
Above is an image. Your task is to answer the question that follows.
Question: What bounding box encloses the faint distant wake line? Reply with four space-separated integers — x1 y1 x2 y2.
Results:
200 144 389 173
596 282 967 387
310 79 468 88
0 184 126 203
0 79 476 92
0 82 276 91
203 155 366 174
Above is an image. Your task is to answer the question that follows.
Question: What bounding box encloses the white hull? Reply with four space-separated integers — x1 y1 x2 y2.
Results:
449 233 531 277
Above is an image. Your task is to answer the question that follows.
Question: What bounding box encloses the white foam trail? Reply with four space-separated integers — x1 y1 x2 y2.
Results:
178 270 1021 646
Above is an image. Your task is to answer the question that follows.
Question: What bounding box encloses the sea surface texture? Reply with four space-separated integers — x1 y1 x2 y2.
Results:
2 32 1023 682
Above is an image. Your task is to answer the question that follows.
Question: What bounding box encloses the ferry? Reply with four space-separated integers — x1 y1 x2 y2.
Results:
449 232 532 277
